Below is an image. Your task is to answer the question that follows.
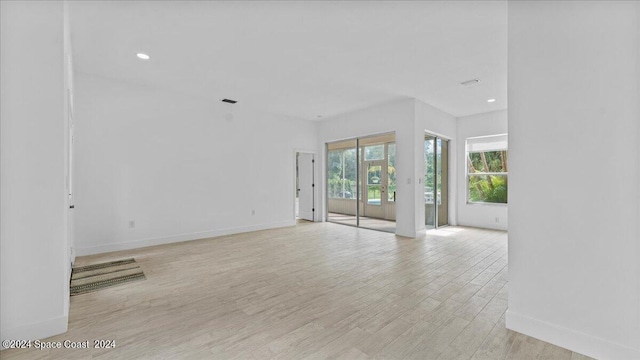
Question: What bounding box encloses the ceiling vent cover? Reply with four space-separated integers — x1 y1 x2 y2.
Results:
221 98 238 104
460 78 480 87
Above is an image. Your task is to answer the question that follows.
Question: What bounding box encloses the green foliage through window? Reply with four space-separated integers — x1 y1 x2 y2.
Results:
467 149 508 204
328 148 356 199
328 143 396 201
364 145 384 161
387 143 396 202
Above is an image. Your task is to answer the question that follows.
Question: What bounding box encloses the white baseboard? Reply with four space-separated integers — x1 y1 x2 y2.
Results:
506 310 640 360
395 228 418 238
1 314 68 345
75 220 296 256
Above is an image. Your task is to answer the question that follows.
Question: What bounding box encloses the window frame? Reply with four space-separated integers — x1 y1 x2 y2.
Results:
465 135 508 205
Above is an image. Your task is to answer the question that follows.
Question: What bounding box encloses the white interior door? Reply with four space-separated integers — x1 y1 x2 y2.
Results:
298 153 314 221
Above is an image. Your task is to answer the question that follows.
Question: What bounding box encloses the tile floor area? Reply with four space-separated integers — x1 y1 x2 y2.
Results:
2 222 592 359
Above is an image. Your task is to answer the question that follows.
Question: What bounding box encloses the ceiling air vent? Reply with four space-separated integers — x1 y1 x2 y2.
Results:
460 78 480 87
221 98 238 104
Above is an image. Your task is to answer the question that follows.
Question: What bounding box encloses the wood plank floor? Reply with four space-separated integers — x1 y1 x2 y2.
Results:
2 222 593 359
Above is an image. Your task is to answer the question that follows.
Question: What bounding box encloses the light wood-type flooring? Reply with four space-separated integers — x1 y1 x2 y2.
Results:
2 222 593 359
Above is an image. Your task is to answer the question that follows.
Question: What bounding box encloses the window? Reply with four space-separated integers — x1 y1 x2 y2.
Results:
327 148 357 199
466 134 508 204
364 144 384 161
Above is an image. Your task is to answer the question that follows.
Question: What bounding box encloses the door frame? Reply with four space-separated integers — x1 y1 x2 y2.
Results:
293 149 316 222
425 132 451 229
362 159 387 219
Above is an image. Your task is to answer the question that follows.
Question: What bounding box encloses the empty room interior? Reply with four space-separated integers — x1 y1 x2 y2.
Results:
1 1 639 359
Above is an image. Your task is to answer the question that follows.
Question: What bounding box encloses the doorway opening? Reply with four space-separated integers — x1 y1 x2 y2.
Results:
295 151 315 222
326 132 396 233
425 133 449 229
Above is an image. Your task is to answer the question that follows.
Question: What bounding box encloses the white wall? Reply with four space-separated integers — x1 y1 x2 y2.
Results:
73 74 317 255
1 0 70 342
507 2 640 359
415 100 458 230
316 98 418 237
456 110 507 230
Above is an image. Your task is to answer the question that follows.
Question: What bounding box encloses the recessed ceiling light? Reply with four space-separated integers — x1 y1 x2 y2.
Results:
136 53 150 60
487 99 496 103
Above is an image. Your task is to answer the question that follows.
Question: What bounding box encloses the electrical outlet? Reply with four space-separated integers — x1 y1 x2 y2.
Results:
495 217 500 223
129 220 135 228
251 210 255 216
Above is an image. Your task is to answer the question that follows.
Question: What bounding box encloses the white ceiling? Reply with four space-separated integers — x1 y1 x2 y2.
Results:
69 1 507 120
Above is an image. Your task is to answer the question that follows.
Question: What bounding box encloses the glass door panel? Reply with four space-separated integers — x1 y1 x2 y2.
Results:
387 143 396 203
364 145 384 161
437 138 449 227
425 134 448 229
326 140 358 227
368 185 381 205
363 160 385 219
425 136 436 228
367 164 382 204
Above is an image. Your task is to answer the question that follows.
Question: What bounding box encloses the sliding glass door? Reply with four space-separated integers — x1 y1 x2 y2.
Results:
326 133 396 233
425 134 449 229
326 139 358 227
